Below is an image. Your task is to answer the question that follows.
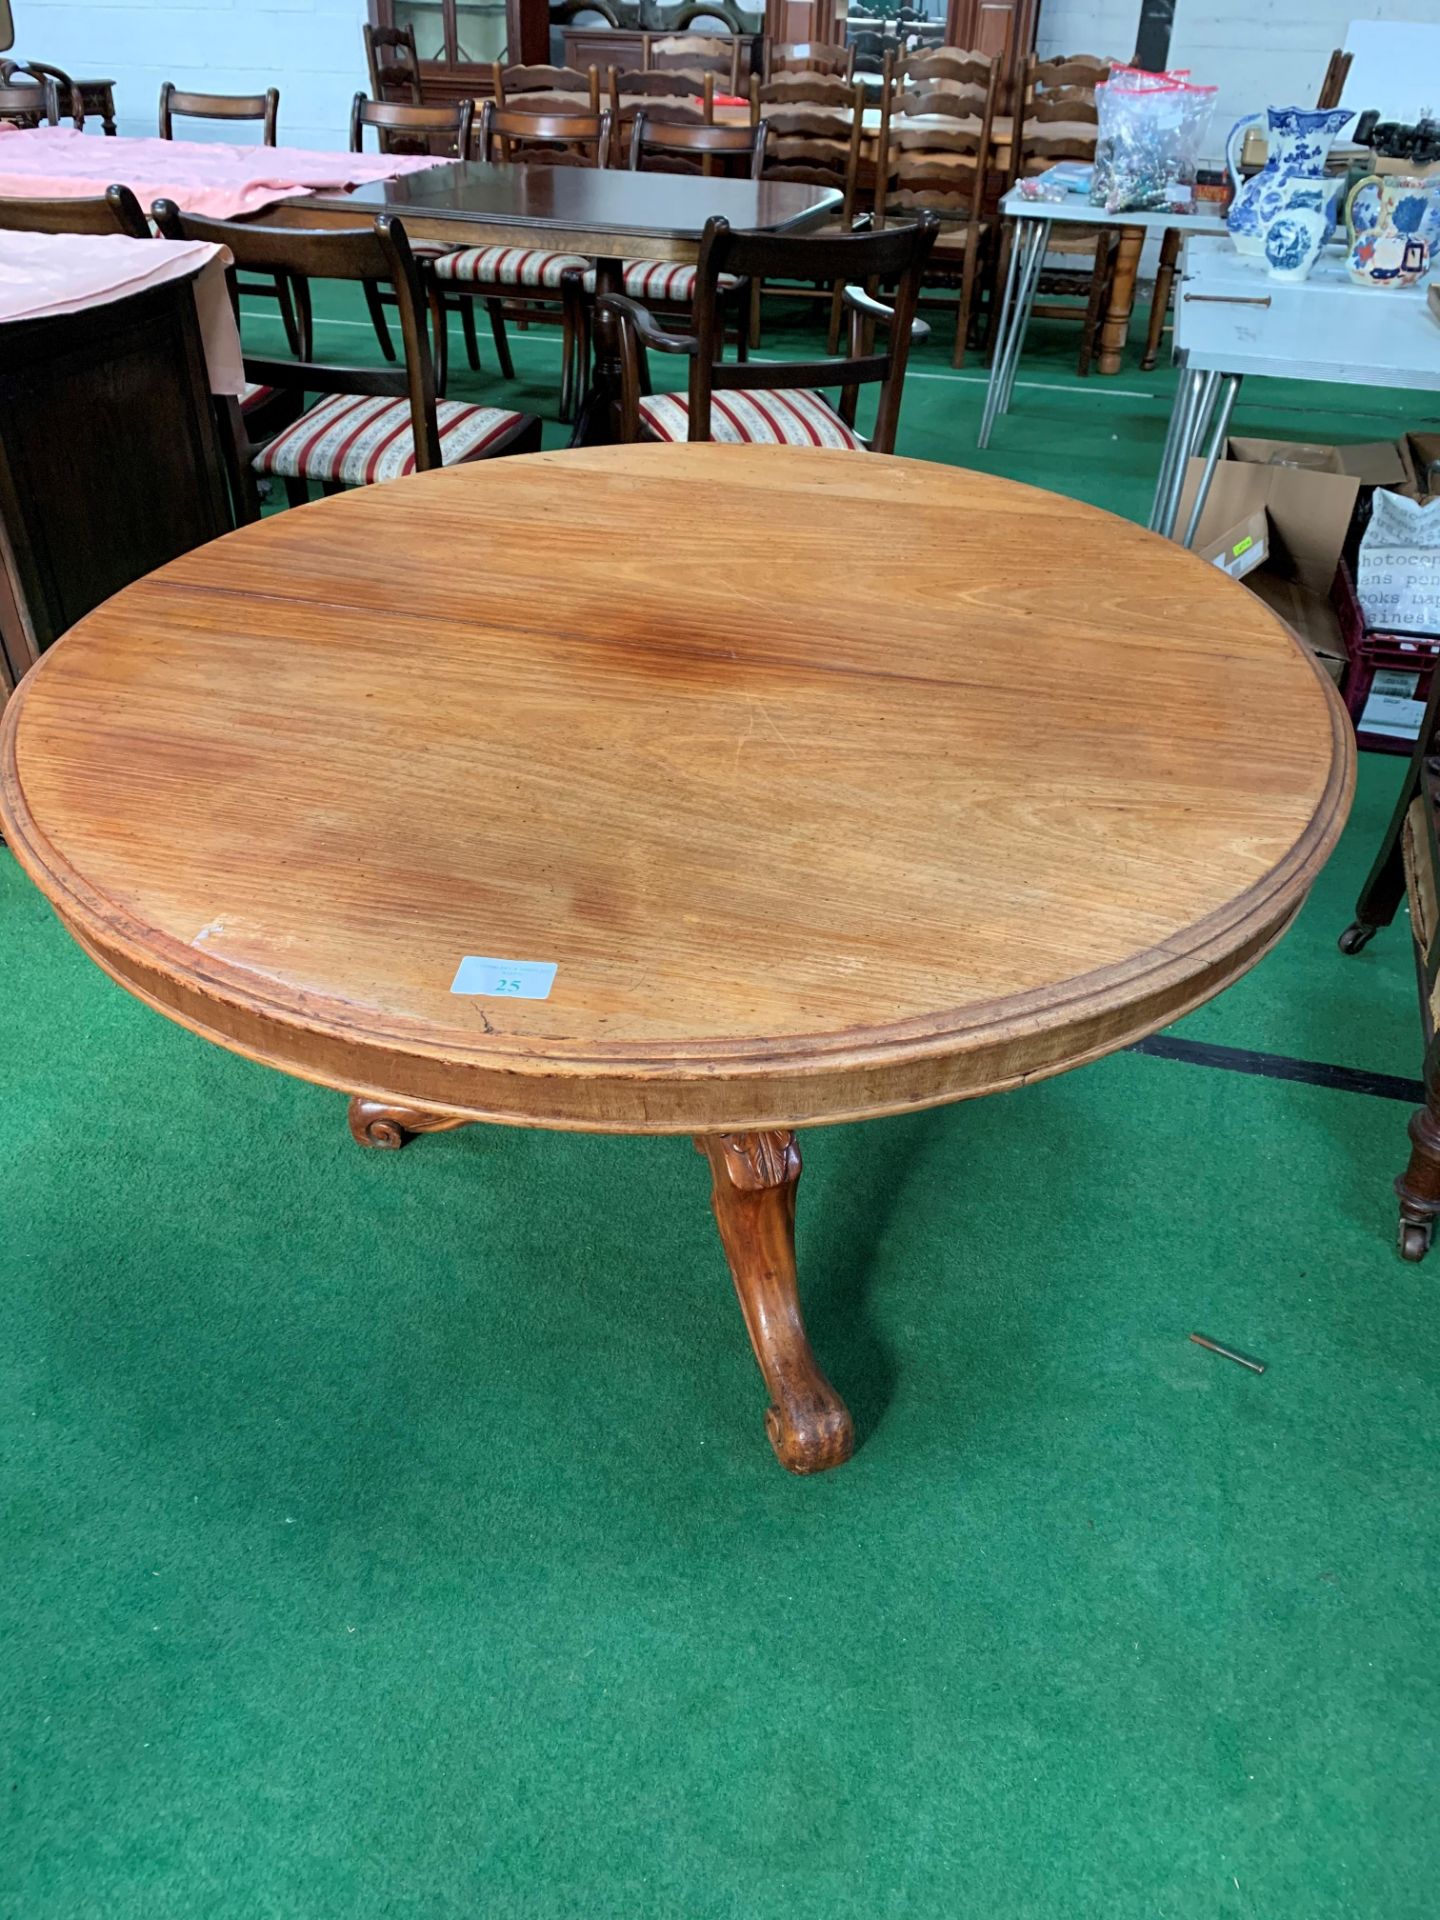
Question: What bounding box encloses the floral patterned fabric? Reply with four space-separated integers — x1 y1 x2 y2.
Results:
253 393 526 487
637 389 865 451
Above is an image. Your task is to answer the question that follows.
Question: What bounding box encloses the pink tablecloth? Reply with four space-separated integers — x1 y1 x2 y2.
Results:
0 126 441 219
0 230 245 394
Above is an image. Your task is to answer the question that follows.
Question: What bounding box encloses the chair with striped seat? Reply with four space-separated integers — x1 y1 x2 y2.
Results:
600 213 937 454
576 115 765 365
429 102 610 418
152 202 540 508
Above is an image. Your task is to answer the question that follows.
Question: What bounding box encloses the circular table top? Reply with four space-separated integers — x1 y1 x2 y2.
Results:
0 444 1353 1134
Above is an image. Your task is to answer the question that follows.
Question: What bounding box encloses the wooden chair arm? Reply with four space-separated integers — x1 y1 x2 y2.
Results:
841 283 931 343
596 292 701 356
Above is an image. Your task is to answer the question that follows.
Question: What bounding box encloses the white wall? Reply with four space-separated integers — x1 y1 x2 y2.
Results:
10 0 369 149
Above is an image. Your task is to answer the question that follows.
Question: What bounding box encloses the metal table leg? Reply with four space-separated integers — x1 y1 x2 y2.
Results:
1149 366 1207 539
977 217 1050 451
1181 373 1242 548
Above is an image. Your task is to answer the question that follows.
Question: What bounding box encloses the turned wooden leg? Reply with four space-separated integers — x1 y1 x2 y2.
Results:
697 1131 854 1475
1096 224 1144 375
347 1097 469 1151
1396 1042 1440 1260
1141 226 1181 372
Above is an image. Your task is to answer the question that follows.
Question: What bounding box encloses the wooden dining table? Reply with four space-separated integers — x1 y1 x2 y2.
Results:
0 446 1353 1474
266 161 841 440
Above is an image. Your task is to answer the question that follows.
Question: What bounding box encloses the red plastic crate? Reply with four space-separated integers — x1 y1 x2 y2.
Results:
1334 559 1440 754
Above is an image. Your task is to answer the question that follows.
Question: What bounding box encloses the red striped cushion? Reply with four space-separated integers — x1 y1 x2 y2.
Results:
637 389 865 451
581 261 741 301
253 394 526 487
433 246 590 288
238 382 274 412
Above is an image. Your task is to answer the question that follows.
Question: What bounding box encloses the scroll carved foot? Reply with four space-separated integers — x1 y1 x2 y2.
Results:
347 1097 469 1151
697 1130 855 1475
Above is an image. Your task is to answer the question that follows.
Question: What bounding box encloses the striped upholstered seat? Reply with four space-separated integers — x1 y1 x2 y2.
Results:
432 246 590 289
253 393 530 489
581 261 741 301
238 382 275 412
637 389 865 451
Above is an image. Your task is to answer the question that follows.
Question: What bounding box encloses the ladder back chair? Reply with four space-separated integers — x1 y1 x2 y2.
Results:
430 103 609 417
899 46 993 90
607 67 712 165
600 213 938 453
1006 54 1112 375
493 60 602 114
351 94 475 365
747 76 865 345
648 33 742 92
158 82 280 144
766 41 855 78
151 202 540 509
364 22 424 107
873 60 999 366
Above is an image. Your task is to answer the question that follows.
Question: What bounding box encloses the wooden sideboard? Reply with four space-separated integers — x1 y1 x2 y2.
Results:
0 274 232 712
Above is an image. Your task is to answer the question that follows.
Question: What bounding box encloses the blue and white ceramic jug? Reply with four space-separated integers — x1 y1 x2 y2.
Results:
1226 105 1354 255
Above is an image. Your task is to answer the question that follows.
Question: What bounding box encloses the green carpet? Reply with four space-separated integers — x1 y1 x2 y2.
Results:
3 287 1440 1918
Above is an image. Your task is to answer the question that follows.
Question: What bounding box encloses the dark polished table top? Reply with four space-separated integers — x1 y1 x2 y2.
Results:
293 161 843 257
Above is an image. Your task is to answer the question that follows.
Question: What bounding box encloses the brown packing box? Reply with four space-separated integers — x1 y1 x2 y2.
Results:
1194 502 1348 683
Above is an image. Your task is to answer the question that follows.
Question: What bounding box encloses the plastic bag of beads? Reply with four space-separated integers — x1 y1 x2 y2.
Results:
1090 74 1216 214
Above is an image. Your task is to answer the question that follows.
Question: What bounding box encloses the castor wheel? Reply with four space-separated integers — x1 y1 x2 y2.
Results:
1339 921 1378 955
1398 1217 1434 1262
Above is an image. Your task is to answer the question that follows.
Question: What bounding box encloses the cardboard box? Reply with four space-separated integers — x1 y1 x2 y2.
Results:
1196 507 1347 680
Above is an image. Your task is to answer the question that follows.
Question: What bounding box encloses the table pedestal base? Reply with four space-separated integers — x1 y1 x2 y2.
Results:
345 1097 856 1473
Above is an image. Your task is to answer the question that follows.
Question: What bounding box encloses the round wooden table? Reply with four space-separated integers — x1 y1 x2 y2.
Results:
0 446 1354 1473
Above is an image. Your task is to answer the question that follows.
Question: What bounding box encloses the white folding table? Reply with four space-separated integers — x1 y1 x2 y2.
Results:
1149 236 1440 544
977 189 1227 449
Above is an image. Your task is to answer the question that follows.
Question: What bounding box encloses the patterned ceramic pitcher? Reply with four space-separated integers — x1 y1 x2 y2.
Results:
1226 105 1354 255
1345 173 1437 287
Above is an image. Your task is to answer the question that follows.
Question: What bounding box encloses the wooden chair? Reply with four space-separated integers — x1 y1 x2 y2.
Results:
899 46 992 90
648 34 741 93
151 203 541 508
0 184 148 237
766 42 855 79
351 95 475 365
0 76 63 127
1005 56 1112 376
0 58 115 133
600 213 937 453
159 82 280 145
873 60 999 367
587 113 765 360
429 103 608 416
608 67 712 167
748 76 865 344
364 22 424 108
158 81 309 359
493 60 601 115
0 60 80 126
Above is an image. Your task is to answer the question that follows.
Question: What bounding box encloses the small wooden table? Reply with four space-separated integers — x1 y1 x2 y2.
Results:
0 446 1354 1473
273 161 841 440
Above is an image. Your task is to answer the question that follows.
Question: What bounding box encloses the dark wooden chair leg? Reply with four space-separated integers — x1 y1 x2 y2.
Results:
1397 1041 1440 1260
486 300 515 380
460 298 482 372
429 284 450 395
291 274 314 361
361 277 397 361
1076 233 1113 378
696 1131 854 1474
283 477 310 509
1141 226 1181 373
348 1096 469 1150
1340 734 1428 952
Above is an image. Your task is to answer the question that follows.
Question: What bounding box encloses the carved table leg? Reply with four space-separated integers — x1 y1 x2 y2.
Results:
1096 224 1144 375
347 1097 469 1151
697 1131 855 1475
1396 1043 1440 1261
